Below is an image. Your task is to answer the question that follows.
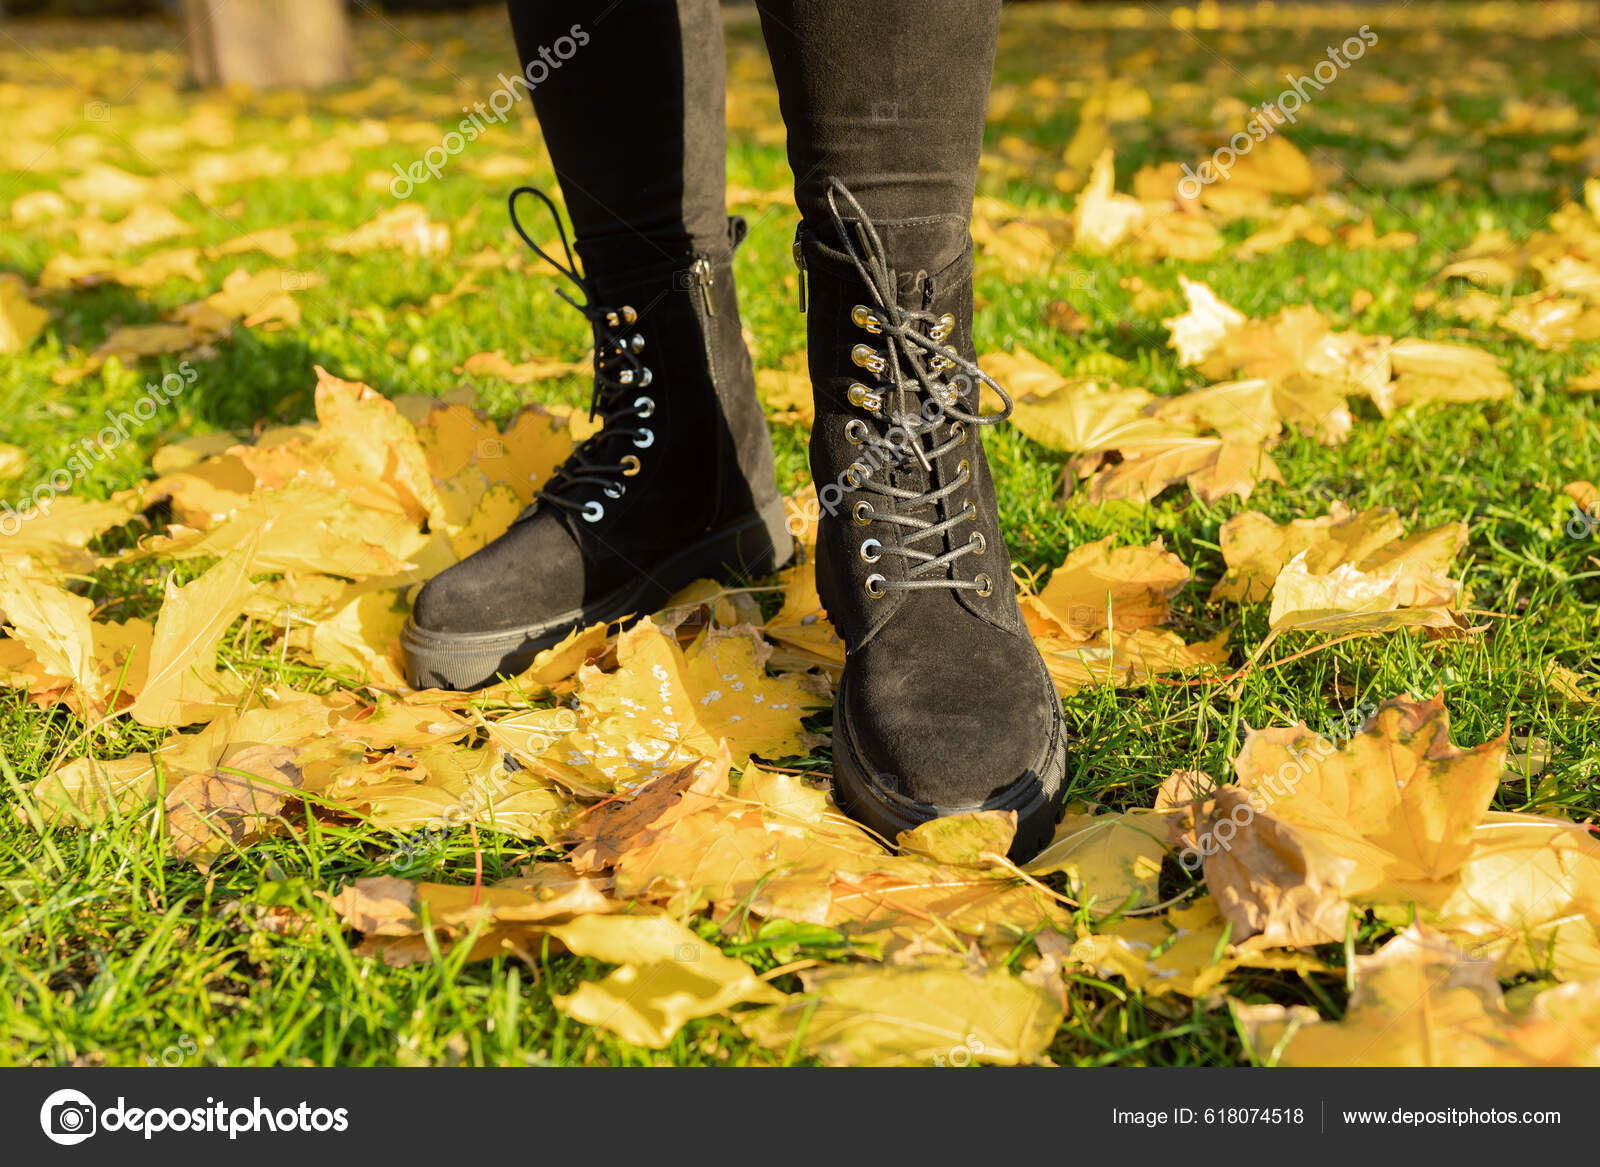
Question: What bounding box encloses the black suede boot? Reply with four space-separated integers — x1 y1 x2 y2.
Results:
795 181 1067 862
403 188 791 691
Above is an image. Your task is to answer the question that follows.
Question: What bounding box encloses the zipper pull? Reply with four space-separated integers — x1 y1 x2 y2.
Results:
692 257 716 316
792 239 808 313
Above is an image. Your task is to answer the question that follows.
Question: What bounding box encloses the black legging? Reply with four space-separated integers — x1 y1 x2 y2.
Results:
506 0 999 279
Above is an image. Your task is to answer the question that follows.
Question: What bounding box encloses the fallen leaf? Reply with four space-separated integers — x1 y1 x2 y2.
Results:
1025 809 1168 914
740 960 1063 1066
164 743 303 866
548 913 784 1048
1236 925 1600 1066
0 274 49 353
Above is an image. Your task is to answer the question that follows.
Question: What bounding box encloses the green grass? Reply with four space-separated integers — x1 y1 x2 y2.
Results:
2 2 1598 1066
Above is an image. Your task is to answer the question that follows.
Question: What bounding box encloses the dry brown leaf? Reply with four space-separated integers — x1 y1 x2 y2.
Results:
1172 695 1504 946
328 866 619 966
164 743 302 866
567 754 730 871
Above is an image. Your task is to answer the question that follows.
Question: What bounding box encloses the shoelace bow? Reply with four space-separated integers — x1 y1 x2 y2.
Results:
826 179 1015 596
508 186 656 524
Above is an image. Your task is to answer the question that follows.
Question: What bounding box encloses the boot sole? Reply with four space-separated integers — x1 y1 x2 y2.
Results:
830 664 1069 863
400 495 794 692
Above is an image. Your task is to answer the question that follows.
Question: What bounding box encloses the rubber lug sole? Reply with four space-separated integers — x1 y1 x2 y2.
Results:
830 669 1069 864
401 495 793 692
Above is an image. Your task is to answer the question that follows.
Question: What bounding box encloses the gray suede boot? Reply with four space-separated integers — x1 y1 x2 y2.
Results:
795 180 1067 862
403 188 791 691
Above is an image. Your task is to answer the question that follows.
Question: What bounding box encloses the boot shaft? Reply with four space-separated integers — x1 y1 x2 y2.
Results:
796 214 1020 651
544 215 779 553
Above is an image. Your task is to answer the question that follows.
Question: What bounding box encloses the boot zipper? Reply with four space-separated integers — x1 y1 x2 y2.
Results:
792 238 808 313
691 256 717 317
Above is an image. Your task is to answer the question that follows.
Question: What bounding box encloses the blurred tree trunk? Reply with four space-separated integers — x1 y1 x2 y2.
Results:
183 0 353 89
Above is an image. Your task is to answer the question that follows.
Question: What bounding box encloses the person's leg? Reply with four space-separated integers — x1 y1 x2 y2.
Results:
506 0 729 273
403 2 789 691
757 0 999 274
758 1 1067 861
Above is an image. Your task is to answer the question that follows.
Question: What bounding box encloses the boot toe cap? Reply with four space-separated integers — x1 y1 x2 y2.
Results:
411 517 583 635
841 619 1060 810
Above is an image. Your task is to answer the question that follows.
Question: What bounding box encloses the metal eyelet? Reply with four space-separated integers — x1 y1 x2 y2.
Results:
969 531 986 554
603 483 625 499
950 421 967 444
859 538 882 563
851 344 887 375
930 355 954 373
844 419 868 445
582 500 605 523
864 573 887 597
847 383 884 412
974 572 993 597
956 458 971 483
843 464 868 488
605 306 638 328
851 305 884 334
963 499 977 520
633 428 655 449
620 455 642 476
634 395 655 418
929 312 956 343
638 367 654 387
618 368 636 386
629 333 645 353
852 500 872 526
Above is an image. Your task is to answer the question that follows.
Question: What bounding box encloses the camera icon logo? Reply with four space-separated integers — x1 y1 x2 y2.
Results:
40 1088 97 1146
84 101 109 122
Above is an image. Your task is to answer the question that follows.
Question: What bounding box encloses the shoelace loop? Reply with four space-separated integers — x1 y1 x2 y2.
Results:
509 186 656 524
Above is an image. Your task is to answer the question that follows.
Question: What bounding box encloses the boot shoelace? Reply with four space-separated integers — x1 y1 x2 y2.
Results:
824 179 1016 601
509 186 656 525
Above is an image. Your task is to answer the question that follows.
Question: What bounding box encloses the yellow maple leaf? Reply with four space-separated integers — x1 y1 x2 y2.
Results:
740 961 1062 1066
1176 695 1505 946
1236 925 1600 1066
1025 808 1168 914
